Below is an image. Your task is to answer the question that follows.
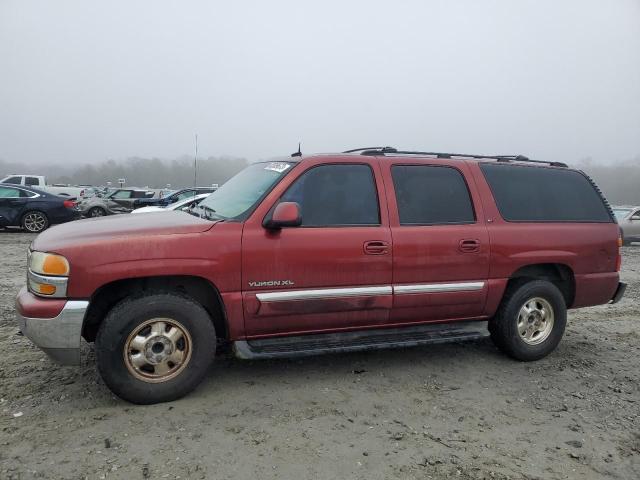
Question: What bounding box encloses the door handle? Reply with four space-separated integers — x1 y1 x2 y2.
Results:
458 239 480 253
364 240 389 255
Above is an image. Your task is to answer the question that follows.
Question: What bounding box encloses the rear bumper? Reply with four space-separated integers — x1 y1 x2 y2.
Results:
610 282 627 304
16 287 88 365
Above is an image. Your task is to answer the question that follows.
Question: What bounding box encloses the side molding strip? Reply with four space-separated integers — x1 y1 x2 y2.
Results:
394 282 485 295
256 286 393 302
254 281 486 302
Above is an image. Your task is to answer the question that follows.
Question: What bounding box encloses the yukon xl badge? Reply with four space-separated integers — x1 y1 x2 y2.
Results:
248 280 295 288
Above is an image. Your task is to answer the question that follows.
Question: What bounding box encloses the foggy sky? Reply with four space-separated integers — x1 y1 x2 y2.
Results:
1 0 639 166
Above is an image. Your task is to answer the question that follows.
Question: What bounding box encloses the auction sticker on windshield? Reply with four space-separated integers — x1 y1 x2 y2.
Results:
264 162 292 173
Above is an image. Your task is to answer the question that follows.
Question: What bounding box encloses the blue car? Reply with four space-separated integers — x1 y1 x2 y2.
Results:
0 184 80 233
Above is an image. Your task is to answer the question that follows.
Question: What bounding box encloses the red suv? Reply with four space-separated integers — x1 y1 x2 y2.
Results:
16 147 626 404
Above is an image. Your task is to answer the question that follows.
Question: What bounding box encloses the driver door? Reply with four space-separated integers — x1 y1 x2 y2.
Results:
241 160 393 338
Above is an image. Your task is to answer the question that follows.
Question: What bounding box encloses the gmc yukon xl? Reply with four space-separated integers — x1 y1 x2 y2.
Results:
16 147 626 404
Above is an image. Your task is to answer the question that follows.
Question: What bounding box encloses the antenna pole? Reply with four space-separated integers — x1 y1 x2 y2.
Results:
194 134 198 191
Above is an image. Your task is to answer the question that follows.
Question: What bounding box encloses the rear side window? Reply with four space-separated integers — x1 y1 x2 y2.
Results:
25 177 39 186
391 165 475 225
480 164 612 222
280 164 380 226
112 190 133 199
0 186 20 197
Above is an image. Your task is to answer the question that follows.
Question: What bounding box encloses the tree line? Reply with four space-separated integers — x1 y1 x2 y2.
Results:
1 155 639 204
0 156 248 189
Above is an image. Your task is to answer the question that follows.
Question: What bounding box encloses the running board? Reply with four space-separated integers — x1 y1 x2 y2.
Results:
233 321 489 360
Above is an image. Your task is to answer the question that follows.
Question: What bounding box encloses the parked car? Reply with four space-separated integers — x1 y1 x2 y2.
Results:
75 188 156 217
0 174 86 199
16 147 625 404
612 206 640 245
134 187 217 209
132 193 210 214
0 184 79 232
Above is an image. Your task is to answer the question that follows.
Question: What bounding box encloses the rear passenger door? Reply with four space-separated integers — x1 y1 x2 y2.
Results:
383 161 490 323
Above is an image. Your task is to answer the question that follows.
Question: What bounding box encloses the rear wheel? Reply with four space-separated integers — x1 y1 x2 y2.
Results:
22 211 49 233
88 207 107 217
489 280 567 361
95 293 216 404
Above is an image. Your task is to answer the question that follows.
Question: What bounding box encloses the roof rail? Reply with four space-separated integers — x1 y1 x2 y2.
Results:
342 146 567 167
343 146 398 156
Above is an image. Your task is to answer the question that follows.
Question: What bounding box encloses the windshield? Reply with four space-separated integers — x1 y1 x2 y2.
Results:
197 161 295 220
613 208 632 220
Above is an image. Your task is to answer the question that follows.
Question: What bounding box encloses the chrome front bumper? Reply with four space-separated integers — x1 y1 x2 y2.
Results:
17 300 89 365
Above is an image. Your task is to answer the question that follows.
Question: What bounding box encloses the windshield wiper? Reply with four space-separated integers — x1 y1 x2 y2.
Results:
196 204 225 221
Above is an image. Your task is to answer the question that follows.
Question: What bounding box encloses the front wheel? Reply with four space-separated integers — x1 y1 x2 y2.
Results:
22 211 49 233
95 293 217 404
489 280 567 361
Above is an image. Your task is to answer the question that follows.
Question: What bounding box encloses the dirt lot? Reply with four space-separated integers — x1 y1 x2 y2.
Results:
0 232 638 480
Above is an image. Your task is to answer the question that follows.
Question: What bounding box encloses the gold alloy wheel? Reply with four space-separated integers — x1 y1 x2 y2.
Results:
124 318 192 383
517 297 555 345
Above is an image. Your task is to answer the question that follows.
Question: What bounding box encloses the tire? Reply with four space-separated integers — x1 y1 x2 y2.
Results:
489 280 567 362
95 293 216 404
88 207 107 217
21 210 49 233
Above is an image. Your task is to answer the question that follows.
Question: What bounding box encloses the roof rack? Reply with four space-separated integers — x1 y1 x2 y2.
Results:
342 147 568 167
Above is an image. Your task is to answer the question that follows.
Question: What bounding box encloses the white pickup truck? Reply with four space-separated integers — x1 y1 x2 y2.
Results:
0 174 86 198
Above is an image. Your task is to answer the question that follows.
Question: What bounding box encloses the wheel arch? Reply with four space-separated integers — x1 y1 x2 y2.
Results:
82 275 228 342
507 263 575 307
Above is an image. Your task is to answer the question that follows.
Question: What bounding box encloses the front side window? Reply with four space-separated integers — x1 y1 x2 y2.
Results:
280 164 380 226
391 165 475 225
3 176 21 185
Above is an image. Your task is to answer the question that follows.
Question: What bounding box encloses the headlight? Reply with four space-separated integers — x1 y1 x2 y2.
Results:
29 251 70 276
27 251 70 297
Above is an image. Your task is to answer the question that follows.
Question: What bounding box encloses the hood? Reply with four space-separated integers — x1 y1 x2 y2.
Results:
32 211 217 252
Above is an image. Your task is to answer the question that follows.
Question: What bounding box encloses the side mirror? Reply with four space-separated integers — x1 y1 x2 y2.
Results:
264 202 302 229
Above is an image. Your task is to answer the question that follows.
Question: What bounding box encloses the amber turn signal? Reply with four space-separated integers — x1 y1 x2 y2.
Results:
28 251 70 276
36 284 57 295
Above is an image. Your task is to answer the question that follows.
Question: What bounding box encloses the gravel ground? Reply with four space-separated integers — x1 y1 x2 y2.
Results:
1 232 638 480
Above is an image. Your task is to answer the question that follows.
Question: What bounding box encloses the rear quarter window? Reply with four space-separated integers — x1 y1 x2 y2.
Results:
480 163 612 223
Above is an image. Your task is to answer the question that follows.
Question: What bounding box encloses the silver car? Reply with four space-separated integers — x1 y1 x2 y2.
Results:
76 188 155 217
613 206 640 245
